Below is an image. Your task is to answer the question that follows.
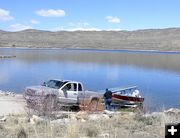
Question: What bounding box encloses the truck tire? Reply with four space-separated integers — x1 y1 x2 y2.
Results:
43 95 57 114
88 98 99 111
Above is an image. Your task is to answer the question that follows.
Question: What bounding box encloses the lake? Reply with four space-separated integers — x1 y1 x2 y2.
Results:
0 48 180 111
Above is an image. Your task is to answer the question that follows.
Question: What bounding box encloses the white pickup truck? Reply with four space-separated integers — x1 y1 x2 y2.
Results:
24 79 103 111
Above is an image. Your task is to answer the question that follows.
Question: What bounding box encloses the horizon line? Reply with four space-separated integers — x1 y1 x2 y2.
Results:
1 27 180 33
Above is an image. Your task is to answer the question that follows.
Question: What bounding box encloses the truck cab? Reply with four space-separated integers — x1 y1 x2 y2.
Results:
42 79 84 104
58 81 84 104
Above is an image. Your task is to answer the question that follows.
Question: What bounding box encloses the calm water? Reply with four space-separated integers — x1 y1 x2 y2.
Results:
1 48 180 111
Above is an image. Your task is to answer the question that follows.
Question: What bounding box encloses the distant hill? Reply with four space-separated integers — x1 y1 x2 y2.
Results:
1 28 180 51
0 30 8 33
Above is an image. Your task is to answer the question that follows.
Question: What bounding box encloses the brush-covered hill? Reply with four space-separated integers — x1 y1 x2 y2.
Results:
1 28 180 51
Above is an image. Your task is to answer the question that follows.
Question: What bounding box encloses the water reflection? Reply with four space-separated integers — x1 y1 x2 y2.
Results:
0 48 180 111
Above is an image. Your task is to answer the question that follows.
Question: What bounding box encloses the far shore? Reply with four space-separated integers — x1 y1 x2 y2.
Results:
1 28 180 52
0 54 16 58
1 46 180 54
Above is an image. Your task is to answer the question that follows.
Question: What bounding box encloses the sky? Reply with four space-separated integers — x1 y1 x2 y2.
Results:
0 0 180 31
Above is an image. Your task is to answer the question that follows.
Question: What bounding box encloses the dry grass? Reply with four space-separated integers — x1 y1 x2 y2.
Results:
1 110 180 138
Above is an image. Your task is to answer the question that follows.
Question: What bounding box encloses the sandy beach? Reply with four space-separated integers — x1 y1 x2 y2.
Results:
0 93 25 116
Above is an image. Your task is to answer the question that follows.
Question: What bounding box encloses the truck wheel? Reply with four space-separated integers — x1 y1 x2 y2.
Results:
43 95 57 114
88 99 99 111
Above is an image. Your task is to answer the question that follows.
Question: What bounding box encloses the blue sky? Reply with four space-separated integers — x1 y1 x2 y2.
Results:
0 0 180 31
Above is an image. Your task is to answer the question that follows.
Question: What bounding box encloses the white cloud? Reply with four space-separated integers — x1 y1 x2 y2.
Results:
83 22 89 26
68 22 75 26
104 28 121 31
52 26 122 32
36 9 65 17
30 19 40 24
54 27 101 31
106 16 120 23
67 27 101 31
9 24 32 31
67 28 121 31
78 22 89 26
68 22 90 27
0 8 14 21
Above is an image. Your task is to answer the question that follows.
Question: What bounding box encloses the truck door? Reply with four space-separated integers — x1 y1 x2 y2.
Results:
77 83 84 103
61 82 78 104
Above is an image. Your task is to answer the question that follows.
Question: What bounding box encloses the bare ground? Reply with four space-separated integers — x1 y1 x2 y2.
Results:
0 93 180 138
0 94 25 116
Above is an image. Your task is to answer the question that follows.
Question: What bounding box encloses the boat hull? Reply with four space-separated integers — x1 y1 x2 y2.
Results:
112 94 144 104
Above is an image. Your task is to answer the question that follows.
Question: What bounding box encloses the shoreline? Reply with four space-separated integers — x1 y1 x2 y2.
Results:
0 89 179 114
1 46 180 54
1 89 180 137
0 55 16 58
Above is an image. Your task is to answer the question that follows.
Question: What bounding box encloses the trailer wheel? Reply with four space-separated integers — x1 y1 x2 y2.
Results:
88 98 99 111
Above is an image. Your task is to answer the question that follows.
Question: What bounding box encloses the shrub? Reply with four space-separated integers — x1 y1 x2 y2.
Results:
17 127 27 138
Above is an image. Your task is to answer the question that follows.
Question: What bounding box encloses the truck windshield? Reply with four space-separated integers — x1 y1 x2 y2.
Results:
42 80 64 89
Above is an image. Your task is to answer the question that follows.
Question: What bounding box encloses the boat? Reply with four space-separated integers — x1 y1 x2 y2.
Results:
108 86 144 106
